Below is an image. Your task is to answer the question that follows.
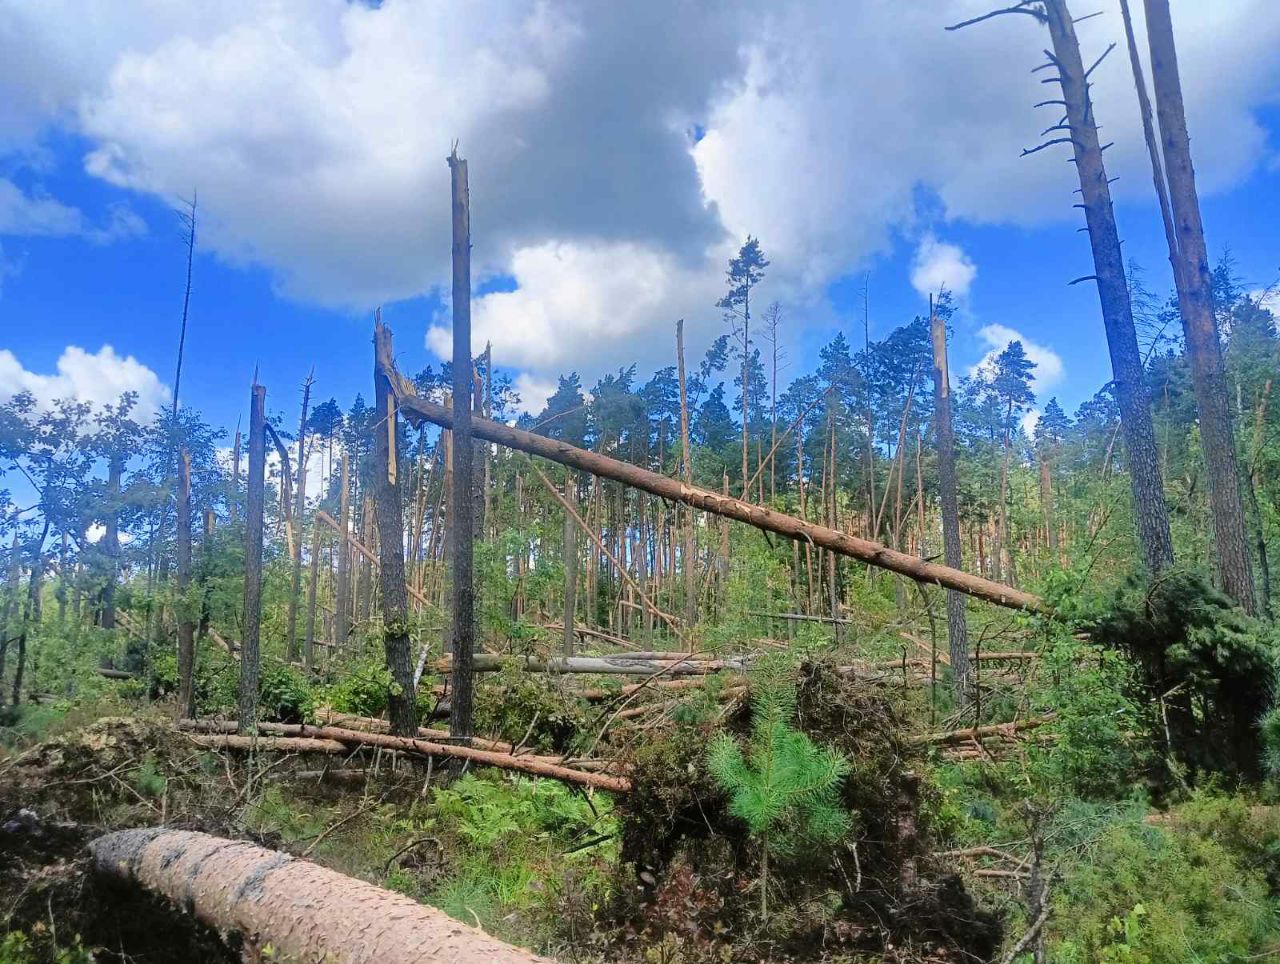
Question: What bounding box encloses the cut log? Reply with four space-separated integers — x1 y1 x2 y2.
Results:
96 667 135 680
90 828 554 963
376 334 1044 614
911 714 1057 747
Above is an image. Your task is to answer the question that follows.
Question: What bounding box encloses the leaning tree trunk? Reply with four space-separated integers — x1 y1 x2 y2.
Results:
238 384 266 734
1140 0 1255 612
91 829 554 964
175 449 196 719
930 309 971 695
1040 0 1176 577
372 322 418 736
381 338 1046 613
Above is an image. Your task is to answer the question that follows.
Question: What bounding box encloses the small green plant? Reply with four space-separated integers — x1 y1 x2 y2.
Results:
707 656 852 916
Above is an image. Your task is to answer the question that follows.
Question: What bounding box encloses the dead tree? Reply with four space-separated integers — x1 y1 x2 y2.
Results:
949 0 1175 578
447 147 477 740
1134 0 1256 612
170 192 196 416
377 329 1045 613
930 305 971 696
285 371 314 660
238 383 266 734
372 319 419 736
303 518 321 672
561 473 579 655
175 449 196 719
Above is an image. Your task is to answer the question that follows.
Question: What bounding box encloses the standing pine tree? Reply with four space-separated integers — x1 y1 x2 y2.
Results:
988 342 1036 584
717 237 769 497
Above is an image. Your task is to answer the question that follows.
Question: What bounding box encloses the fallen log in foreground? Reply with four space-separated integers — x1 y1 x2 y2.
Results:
911 713 1057 747
91 828 554 963
379 333 1043 614
177 720 631 793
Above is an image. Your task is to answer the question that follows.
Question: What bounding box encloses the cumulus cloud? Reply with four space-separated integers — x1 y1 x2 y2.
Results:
970 323 1065 396
1 0 1278 383
429 239 720 373
0 345 169 420
910 235 976 301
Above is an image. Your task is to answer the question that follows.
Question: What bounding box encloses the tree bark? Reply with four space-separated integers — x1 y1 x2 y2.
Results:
90 829 557 963
382 349 1045 613
930 309 972 693
447 148 477 740
372 321 419 736
1041 0 1176 577
1141 0 1255 612
175 449 196 719
102 454 122 629
238 383 266 734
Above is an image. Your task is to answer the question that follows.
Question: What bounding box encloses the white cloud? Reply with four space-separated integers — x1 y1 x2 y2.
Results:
0 179 145 242
1249 287 1280 315
429 239 720 373
513 373 557 416
970 323 1065 396
0 0 1278 383
85 523 133 545
910 235 976 301
0 345 169 420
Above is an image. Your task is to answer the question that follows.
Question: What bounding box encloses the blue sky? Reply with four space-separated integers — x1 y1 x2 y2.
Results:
1 0 1278 440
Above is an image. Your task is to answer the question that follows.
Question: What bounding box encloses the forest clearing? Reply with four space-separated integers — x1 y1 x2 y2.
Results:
4 0 1280 961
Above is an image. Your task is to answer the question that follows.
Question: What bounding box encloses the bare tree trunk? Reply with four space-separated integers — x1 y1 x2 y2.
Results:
562 473 578 656
171 193 196 416
447 148 477 740
7 520 48 707
373 320 419 736
286 372 314 661
238 383 266 734
304 520 321 673
176 449 196 719
1034 0 1177 576
335 453 351 650
229 427 241 523
102 454 122 629
931 308 971 694
1140 0 1255 612
676 320 697 629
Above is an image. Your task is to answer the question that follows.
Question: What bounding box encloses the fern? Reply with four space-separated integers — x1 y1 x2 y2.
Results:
707 657 853 916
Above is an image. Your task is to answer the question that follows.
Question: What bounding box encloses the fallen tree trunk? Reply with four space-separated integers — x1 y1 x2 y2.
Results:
379 334 1043 614
187 734 349 754
177 720 630 792
428 653 748 676
90 828 554 963
911 713 1057 747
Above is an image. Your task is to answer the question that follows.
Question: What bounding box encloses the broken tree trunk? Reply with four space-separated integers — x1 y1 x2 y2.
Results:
239 383 266 734
372 319 419 736
378 331 1044 613
930 306 971 696
90 829 555 963
447 147 477 740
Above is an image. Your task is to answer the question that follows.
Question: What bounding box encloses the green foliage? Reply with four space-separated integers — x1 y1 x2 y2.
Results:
707 656 853 860
472 661 589 754
1087 570 1277 782
1027 628 1147 798
313 655 396 718
1047 812 1278 963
